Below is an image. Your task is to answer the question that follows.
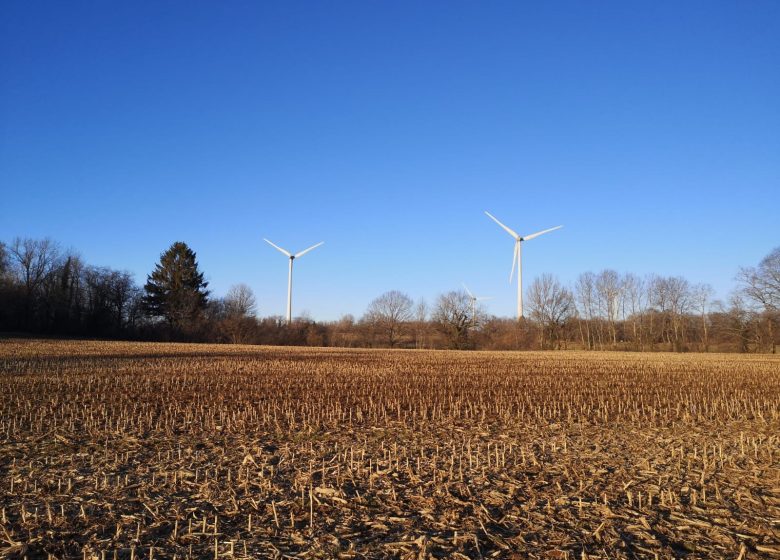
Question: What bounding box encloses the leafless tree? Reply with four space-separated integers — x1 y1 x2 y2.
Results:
0 242 15 327
667 276 692 350
722 294 753 352
574 272 598 349
649 275 691 350
692 283 714 351
432 290 474 349
596 269 621 347
621 273 647 350
111 270 140 329
52 255 85 330
9 237 60 287
220 284 259 344
414 298 430 349
8 237 61 328
82 267 134 332
527 274 575 349
331 314 358 347
0 241 8 281
415 298 428 323
363 290 414 347
738 247 780 352
225 284 258 317
738 247 780 310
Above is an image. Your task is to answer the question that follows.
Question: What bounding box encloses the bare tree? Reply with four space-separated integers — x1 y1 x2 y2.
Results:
667 276 691 350
50 255 85 332
0 242 8 281
621 273 647 350
0 241 17 328
527 274 575 349
414 298 429 349
332 314 357 347
111 270 140 329
649 275 691 350
738 247 780 309
9 237 60 289
432 290 473 349
692 283 714 351
363 290 414 347
8 237 61 328
738 247 780 352
574 272 597 349
221 284 258 344
721 294 753 352
645 274 664 347
596 269 621 347
415 298 428 323
225 284 258 317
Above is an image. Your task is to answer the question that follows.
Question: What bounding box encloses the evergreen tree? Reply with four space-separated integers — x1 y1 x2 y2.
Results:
143 242 209 331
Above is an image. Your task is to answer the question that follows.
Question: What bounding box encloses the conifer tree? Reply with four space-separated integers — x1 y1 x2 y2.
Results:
143 242 209 330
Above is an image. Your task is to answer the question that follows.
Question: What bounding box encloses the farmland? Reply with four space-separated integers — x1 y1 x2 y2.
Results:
1 340 779 559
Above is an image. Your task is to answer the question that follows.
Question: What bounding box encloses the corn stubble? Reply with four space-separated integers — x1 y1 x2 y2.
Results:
1 339 779 559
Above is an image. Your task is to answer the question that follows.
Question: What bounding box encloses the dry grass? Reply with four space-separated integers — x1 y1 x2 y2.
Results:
1 339 779 559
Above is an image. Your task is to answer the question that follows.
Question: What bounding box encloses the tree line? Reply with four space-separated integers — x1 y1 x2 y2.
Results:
0 237 777 352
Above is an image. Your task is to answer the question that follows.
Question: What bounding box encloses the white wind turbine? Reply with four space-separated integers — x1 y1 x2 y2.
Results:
484 211 562 320
462 283 492 326
264 238 324 323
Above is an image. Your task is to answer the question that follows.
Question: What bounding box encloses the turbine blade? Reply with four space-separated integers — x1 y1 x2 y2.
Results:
485 211 520 239
522 225 563 241
509 242 518 283
264 238 291 257
294 241 324 258
462 283 474 298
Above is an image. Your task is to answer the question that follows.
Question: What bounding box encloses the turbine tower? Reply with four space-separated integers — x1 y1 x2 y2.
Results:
264 238 324 323
484 211 562 320
462 283 492 327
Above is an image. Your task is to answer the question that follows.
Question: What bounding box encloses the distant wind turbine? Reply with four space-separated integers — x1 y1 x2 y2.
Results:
462 283 492 326
484 211 562 320
264 238 324 323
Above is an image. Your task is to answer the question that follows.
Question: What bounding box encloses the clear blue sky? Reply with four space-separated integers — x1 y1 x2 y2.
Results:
2 1 778 320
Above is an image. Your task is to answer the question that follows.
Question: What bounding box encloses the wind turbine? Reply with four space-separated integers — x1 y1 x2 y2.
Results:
484 211 562 320
264 238 324 323
462 283 492 326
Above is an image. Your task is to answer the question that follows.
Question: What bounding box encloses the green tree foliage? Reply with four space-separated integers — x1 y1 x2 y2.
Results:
143 242 209 331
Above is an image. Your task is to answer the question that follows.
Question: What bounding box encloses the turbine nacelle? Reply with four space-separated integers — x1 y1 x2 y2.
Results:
484 211 563 319
264 239 324 259
462 283 492 303
264 238 324 323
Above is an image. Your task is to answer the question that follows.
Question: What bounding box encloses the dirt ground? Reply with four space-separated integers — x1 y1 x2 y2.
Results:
1 339 778 559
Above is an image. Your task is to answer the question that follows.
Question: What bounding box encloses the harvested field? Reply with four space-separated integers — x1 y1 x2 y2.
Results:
1 340 779 559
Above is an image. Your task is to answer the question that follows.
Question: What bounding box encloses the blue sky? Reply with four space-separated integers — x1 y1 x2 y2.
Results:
1 1 778 320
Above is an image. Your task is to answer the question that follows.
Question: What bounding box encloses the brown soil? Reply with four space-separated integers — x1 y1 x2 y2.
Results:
1 340 778 559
